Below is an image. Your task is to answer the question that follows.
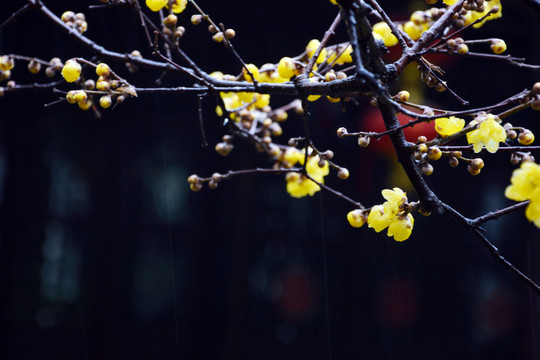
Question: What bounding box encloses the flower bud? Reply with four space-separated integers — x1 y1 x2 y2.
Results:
519 129 535 145
358 136 370 147
337 168 349 180
191 14 203 25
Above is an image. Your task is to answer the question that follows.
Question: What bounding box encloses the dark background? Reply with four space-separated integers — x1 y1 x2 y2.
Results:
1 0 540 359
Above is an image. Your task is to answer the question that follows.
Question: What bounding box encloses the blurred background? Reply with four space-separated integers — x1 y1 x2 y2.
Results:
1 0 540 359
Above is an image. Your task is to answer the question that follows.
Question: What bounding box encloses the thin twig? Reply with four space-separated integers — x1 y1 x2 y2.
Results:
0 3 31 32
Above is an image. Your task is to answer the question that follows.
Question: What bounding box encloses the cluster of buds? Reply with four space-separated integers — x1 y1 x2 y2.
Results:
413 134 488 177
510 152 536 165
503 123 535 146
63 60 132 111
215 134 234 156
190 14 235 43
66 89 92 110
162 14 186 41
400 8 444 40
187 173 223 191
467 157 485 175
335 126 372 148
61 11 88 34
463 0 488 12
452 0 501 28
413 136 435 175
0 55 63 94
445 37 469 55
187 174 202 192
45 57 64 78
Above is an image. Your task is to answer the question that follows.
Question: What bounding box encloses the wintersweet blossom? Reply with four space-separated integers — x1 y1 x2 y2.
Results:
367 205 393 232
285 149 329 198
435 116 465 137
387 214 414 242
466 114 507 153
365 188 414 241
146 0 167 12
372 22 398 47
505 161 540 227
146 0 187 13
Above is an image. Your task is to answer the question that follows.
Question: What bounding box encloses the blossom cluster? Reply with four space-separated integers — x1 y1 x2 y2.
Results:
282 148 330 198
369 0 502 48
347 188 414 242
506 162 540 228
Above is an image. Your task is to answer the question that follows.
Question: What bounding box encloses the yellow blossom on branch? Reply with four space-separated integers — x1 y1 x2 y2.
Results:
365 188 414 242
372 22 398 47
387 213 414 242
435 116 465 137
505 161 540 228
146 0 187 13
285 149 329 198
466 114 507 153
145 0 167 12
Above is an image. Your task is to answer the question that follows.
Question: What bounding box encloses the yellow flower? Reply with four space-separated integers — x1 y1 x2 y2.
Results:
435 116 465 137
466 114 507 153
61 59 81 83
526 201 540 228
145 0 167 12
306 39 328 64
403 21 424 41
505 162 540 202
243 64 260 82
335 45 352 64
381 187 407 210
367 205 393 232
387 213 414 242
170 0 187 13
505 161 540 227
372 22 398 47
277 57 296 80
443 0 457 4
367 188 414 241
285 152 329 198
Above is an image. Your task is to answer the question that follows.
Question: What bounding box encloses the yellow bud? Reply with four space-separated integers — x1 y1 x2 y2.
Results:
96 63 111 77
490 39 507 55
99 95 112 109
61 59 82 83
519 130 535 145
347 209 366 228
397 90 410 102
